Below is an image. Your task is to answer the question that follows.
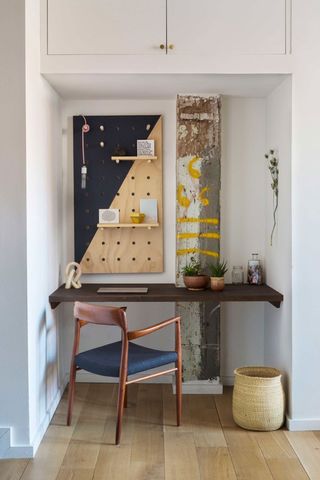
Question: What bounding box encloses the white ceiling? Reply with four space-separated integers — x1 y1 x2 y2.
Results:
44 73 288 100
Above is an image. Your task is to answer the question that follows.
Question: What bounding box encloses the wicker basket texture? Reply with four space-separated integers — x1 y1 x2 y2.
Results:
232 366 285 431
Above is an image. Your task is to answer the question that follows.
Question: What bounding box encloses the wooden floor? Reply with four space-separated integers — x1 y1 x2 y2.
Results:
1 384 320 480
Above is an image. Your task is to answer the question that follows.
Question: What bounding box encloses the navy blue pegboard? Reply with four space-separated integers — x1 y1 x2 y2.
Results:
73 115 160 263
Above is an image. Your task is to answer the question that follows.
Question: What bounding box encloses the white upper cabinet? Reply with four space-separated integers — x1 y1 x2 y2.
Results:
167 0 286 55
46 0 287 57
47 0 166 55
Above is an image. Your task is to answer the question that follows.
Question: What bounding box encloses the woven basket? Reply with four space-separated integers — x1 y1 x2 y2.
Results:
232 366 285 431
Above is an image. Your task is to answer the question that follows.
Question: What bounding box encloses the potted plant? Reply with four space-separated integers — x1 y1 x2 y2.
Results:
208 260 228 291
181 257 209 291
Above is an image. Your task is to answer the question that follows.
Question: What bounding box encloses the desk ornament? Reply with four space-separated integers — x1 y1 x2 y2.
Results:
65 262 82 289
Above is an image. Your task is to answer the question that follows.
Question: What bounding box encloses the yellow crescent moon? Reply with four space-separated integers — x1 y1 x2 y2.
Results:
198 187 209 206
177 184 191 208
188 156 201 179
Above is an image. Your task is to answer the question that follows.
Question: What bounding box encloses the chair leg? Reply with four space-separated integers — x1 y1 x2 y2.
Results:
67 363 76 426
124 384 128 408
176 363 182 426
115 377 127 444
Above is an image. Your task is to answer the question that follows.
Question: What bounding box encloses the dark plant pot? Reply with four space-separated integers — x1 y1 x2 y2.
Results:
210 277 225 291
183 275 209 291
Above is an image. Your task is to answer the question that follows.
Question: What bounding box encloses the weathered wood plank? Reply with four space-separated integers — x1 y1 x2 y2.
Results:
176 95 222 382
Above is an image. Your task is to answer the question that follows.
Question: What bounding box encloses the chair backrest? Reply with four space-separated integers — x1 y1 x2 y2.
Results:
74 302 127 331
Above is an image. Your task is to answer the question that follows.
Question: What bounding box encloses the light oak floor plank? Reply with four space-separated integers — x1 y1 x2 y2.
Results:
93 384 138 480
285 431 320 480
21 384 90 480
0 460 28 480
197 447 237 480
254 431 309 480
164 431 200 480
60 384 115 474
130 384 165 480
163 385 226 447
5 384 318 480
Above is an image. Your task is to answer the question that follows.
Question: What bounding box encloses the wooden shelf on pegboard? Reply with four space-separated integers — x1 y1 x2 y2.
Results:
97 223 159 230
111 155 157 164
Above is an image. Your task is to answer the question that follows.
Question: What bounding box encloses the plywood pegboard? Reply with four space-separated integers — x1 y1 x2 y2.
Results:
73 115 163 274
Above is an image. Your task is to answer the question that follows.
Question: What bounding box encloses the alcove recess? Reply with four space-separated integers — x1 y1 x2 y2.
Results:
74 115 163 274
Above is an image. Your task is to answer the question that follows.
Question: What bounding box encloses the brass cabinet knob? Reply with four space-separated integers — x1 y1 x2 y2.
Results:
160 44 165 50
168 44 174 50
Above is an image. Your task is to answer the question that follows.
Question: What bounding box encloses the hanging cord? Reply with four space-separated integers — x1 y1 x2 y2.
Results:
80 115 90 189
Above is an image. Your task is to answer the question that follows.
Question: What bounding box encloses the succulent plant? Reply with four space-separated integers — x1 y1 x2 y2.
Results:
181 257 202 276
208 260 228 278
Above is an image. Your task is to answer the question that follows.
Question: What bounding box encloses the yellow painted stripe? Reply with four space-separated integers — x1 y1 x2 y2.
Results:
177 232 220 240
176 248 219 258
177 217 219 225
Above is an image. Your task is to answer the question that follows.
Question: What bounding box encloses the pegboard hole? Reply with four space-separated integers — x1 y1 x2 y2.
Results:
147 241 151 245
85 225 90 231
117 241 120 245
85 208 90 214
132 241 136 245
131 176 135 180
132 208 135 212
102 257 106 262
132 258 136 261
116 192 120 196
117 257 121 261
100 192 105 197
86 258 90 262
148 257 151 261
147 192 150 196
102 241 105 245
147 176 150 180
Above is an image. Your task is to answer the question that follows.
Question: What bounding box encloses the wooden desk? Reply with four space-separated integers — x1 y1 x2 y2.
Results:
49 283 283 309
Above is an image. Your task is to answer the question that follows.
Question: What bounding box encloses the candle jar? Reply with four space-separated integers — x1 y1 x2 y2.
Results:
232 266 244 285
248 253 263 285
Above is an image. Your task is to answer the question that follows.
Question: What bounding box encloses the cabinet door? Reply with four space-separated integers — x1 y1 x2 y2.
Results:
167 0 286 55
47 0 166 55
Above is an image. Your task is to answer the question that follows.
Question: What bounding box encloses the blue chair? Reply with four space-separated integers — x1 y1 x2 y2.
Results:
67 302 182 444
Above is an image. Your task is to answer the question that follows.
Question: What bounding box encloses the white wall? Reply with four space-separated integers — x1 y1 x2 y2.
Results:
25 0 63 451
264 77 292 412
221 97 267 382
60 96 267 383
0 0 63 457
0 0 29 447
288 0 320 428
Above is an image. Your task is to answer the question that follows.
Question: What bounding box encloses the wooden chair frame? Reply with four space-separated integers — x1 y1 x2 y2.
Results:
67 302 182 445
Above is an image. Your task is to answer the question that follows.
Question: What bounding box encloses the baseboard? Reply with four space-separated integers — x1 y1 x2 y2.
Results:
173 378 223 394
2 375 68 459
286 415 320 431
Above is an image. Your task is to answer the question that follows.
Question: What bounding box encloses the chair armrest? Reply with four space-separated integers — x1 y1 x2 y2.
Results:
128 316 181 340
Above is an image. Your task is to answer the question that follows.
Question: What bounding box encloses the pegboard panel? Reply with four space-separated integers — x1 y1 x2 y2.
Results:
73 115 163 273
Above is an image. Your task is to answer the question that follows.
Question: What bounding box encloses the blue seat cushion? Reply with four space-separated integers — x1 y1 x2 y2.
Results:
75 341 178 377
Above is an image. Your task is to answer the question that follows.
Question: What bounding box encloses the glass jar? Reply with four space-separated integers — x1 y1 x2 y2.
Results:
248 253 263 285
232 266 244 285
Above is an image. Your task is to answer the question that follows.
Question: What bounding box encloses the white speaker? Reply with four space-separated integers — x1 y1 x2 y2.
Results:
99 208 120 224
